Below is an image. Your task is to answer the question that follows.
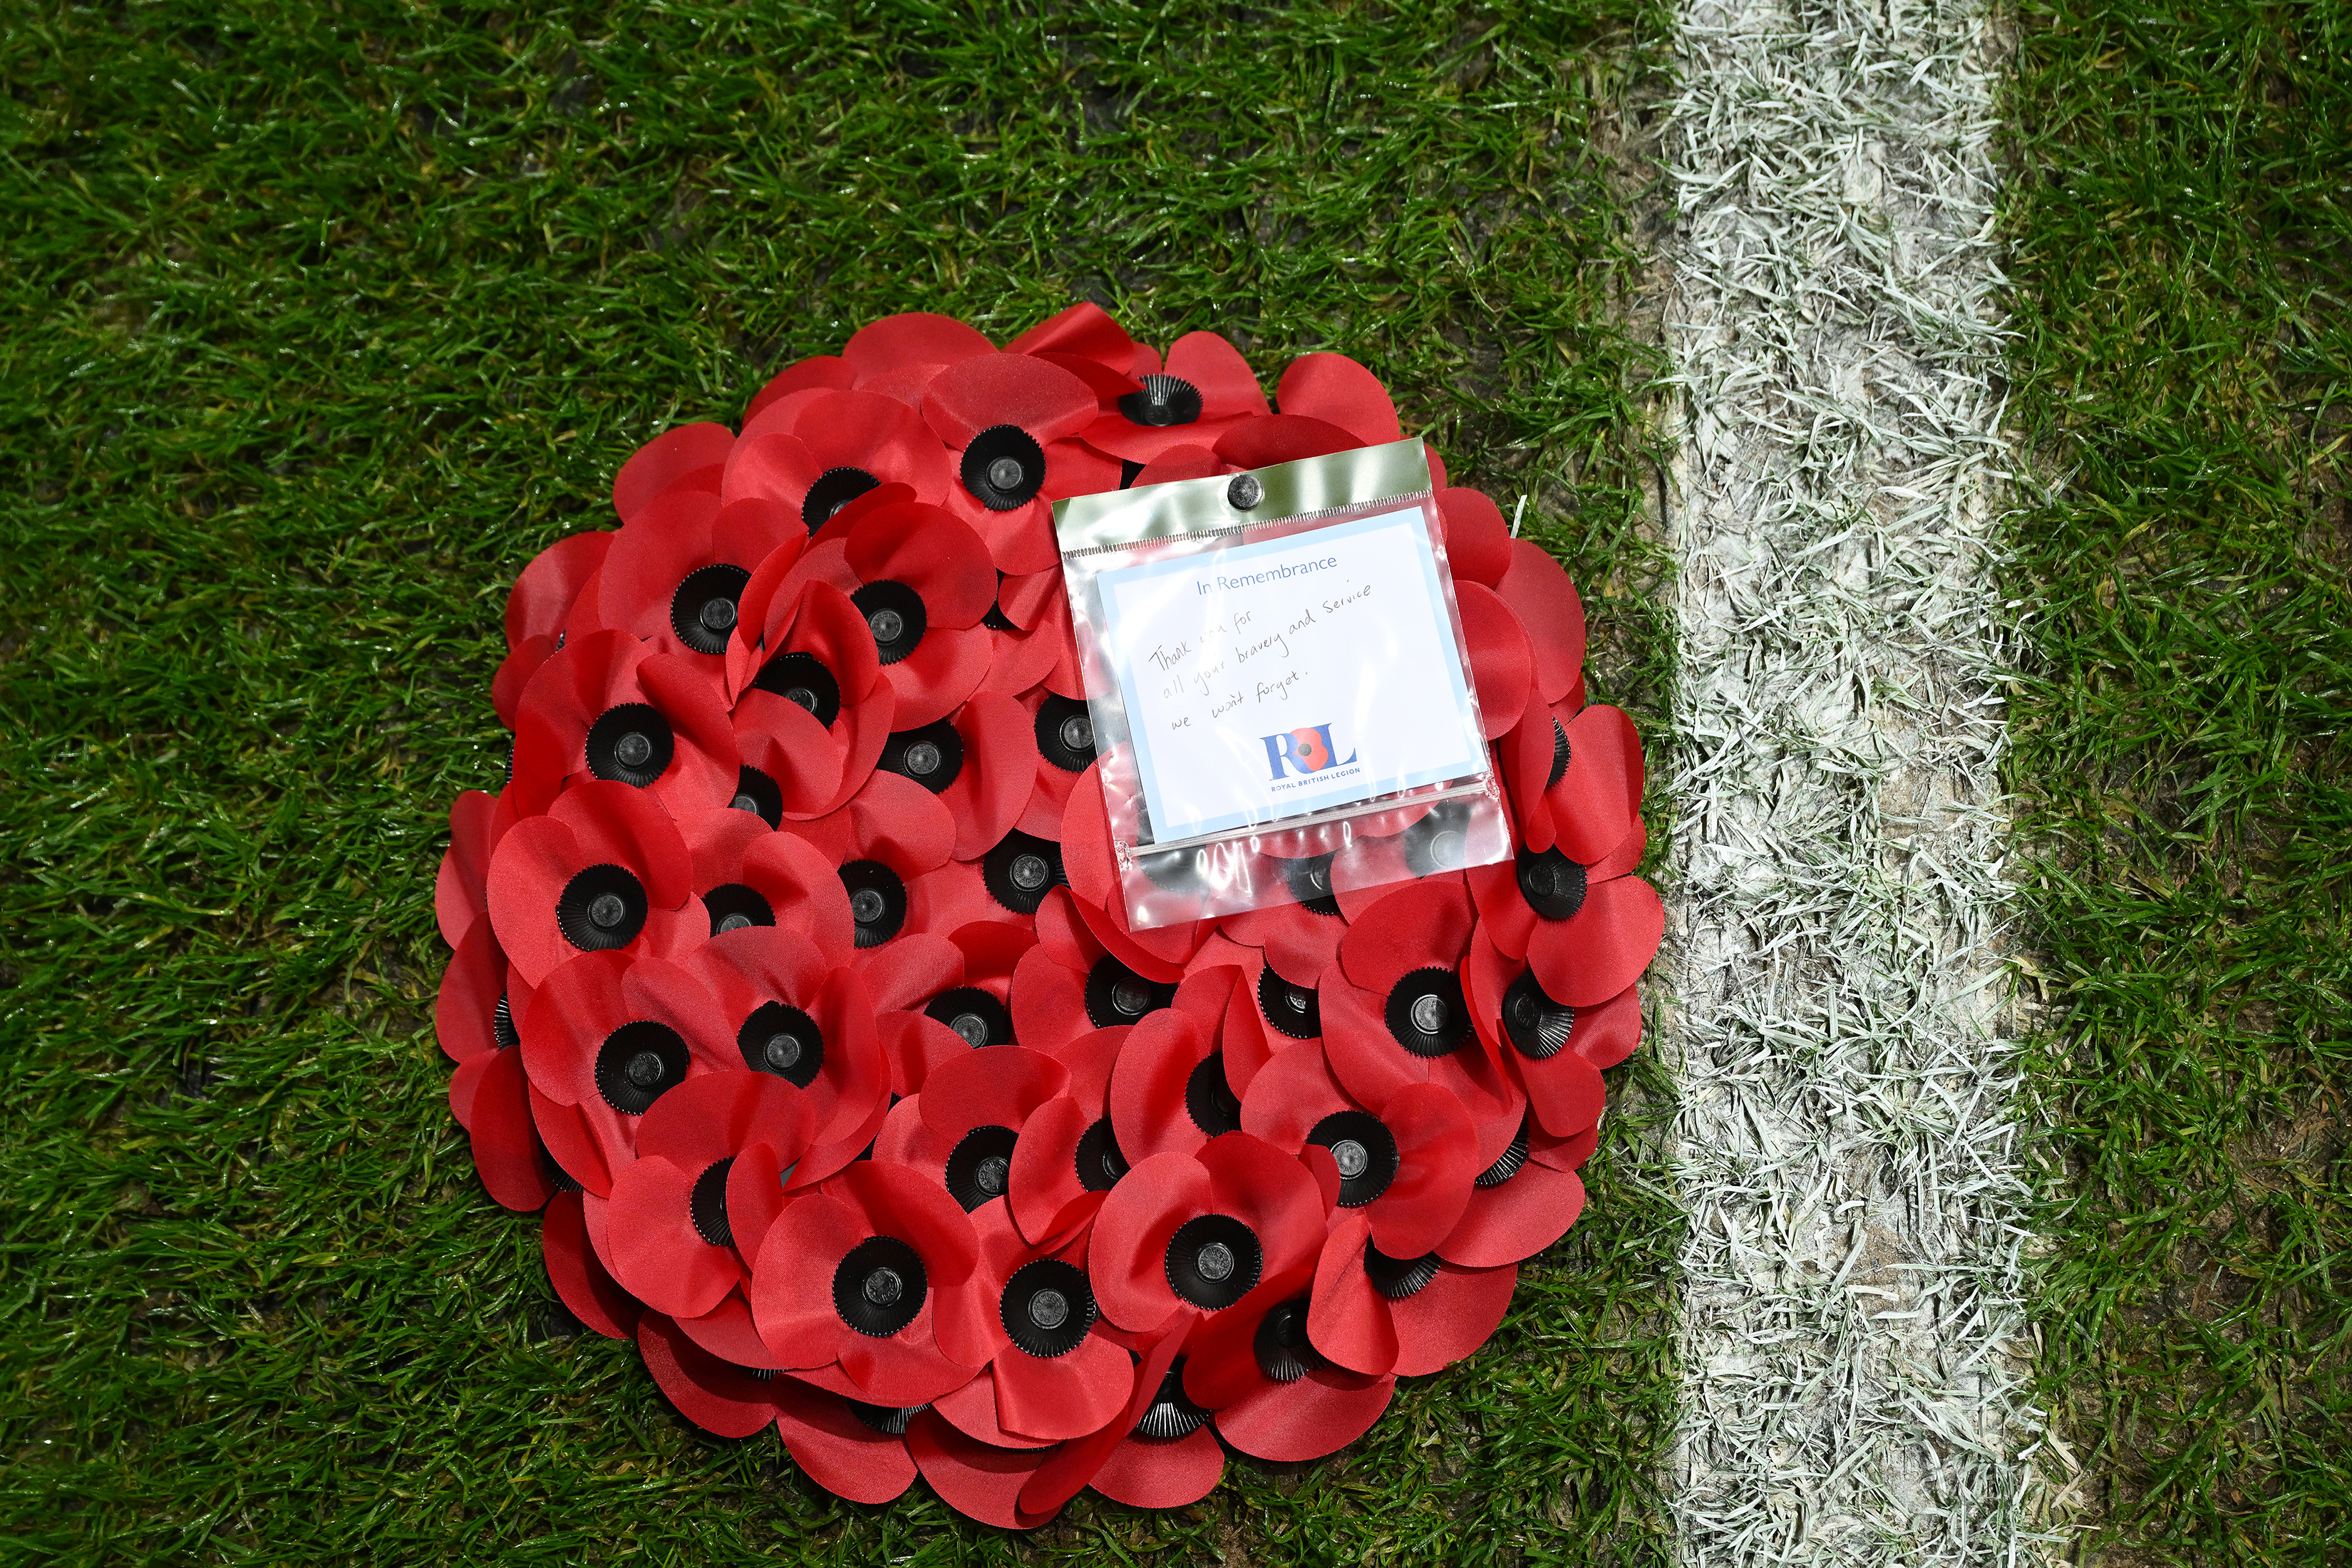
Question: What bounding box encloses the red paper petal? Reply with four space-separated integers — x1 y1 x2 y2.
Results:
638 1311 782 1438
1018 1309 1192 1517
465 1046 559 1212
924 352 1100 450
1526 875 1664 1007
1438 1157 1585 1268
1212 1368 1393 1464
1167 331 1271 419
771 1376 919 1504
1237 1033 1356 1152
436 790 501 950
1435 488 1511 587
1087 1150 1215 1331
1366 1080 1479 1258
1389 1261 1517 1377
1338 877 1475 995
1495 540 1587 706
1453 581 1536 741
994 1330 1138 1443
435 919 507 1066
1105 1008 1214 1163
1088 1426 1224 1508
905 1410 1054 1529
1307 1215 1400 1375
614 423 733 525
1554 703 1644 867
1214 413 1364 468
1005 302 1135 370
1198 1132 1329 1279
933 1367 1058 1450
843 313 996 384
542 1190 642 1340
917 1045 1069 1140
1274 354 1402 446
745 354 855 421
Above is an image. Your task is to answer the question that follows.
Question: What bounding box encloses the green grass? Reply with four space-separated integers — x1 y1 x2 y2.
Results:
2003 1 2352 1561
0 4 1675 1563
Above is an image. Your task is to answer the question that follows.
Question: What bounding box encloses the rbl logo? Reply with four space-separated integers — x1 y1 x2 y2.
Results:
1262 723 1359 780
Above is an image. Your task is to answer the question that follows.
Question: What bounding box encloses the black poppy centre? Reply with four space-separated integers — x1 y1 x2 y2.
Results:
1073 1116 1130 1192
751 651 843 728
1516 847 1588 922
923 986 1013 1049
585 703 675 788
594 1019 690 1115
880 719 964 793
1033 695 1097 772
1084 956 1177 1028
803 466 880 532
1252 1296 1322 1383
959 425 1046 511
1402 800 1476 876
670 563 751 656
1363 1242 1441 1300
1118 374 1203 428
1257 967 1323 1041
852 580 927 666
1164 1213 1262 1310
840 860 908 947
1133 1357 1212 1440
1385 966 1471 1058
690 1155 737 1247
1308 1110 1401 1207
557 862 649 953
982 830 1065 915
1182 1052 1243 1138
1502 969 1577 1059
738 1000 825 1088
731 765 784 827
705 882 775 937
1001 1257 1095 1358
834 1236 927 1337
944 1123 1018 1211
1273 852 1343 917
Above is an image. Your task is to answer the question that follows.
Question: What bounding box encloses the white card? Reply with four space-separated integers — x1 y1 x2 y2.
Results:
1095 504 1486 845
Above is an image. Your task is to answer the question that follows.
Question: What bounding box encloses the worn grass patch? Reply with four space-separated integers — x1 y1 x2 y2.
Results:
0 4 1674 1563
2004 2 2352 1562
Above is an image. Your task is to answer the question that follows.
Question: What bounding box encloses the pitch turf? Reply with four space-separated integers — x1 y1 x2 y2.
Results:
2005 2 2352 1561
0 4 1674 1563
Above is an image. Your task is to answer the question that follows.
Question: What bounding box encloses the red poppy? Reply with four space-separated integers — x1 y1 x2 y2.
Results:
1464 825 1661 1012
595 484 805 674
1434 487 1513 588
748 1157 986 1408
1004 684 1096 840
852 926 1028 1098
1005 1023 1129 1249
1005 301 1143 382
638 1310 799 1438
1495 538 1588 713
1274 352 1404 448
1180 934 1299 1091
1018 1311 1223 1516
674 924 889 1190
438 914 535 1130
924 352 1120 574
1314 878 1527 1168
1103 1006 1252 1165
928 1200 1135 1445
1009 887 1187 1058
1078 331 1270 465
1217 844 1352 987
1239 1033 1480 1259
542 1188 643 1341
781 769 957 953
517 950 738 1185
604 1070 816 1319
1437 1113 1597 1268
485 780 705 988
451 1027 562 1214
435 788 510 951
902 825 1066 944
871 1046 1070 1214
495 530 614 727
1463 924 1636 1140
743 353 854 423
1304 1210 1517 1378
728 388 956 527
1180 1260 1396 1462
612 422 733 525
509 629 740 820
868 687 1031 860
1087 1131 1327 1332
676 807 855 964
1502 699 1646 867
771 1376 921 1505
1454 579 1536 741
725 577 899 820
840 311 997 408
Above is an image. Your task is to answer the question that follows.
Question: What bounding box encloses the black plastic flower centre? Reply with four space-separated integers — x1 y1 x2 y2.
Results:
1272 852 1343 917
1516 847 1588 922
492 992 520 1051
1502 969 1577 1060
834 1237 927 1336
923 986 1013 1049
1549 717 1572 790
1477 1115 1532 1188
852 580 926 666
1118 373 1204 428
803 466 880 532
1183 1051 1243 1137
1033 695 1097 771
1363 1242 1441 1300
557 863 649 952
960 425 1046 511
1253 1296 1321 1383
1137 844 1209 893
1165 1214 1262 1309
1073 1117 1129 1192
1133 1358 1212 1440
1309 1110 1401 1206
594 1020 690 1115
690 1156 737 1247
1084 956 1177 1027
731 764 784 827
586 703 675 788
944 1124 1018 1211
982 830 1065 914
880 719 964 793
1402 799 1476 875
1256 967 1323 1040
706 882 775 937
840 860 907 947
1386 966 1470 1058
738 1000 825 1088
1001 1258 1096 1358
670 562 751 655
751 651 842 728
848 1401 925 1435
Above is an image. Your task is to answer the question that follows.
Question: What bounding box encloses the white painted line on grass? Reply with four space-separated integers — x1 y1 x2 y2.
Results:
1659 0 2064 1562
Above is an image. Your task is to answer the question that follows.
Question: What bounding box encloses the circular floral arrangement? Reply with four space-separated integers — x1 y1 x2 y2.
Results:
433 304 1661 1526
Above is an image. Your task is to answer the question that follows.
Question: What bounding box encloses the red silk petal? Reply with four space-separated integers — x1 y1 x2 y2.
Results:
674 1286 788 1370
1018 1309 1192 1517
1106 1009 1213 1162
1520 1036 1606 1140
748 1190 868 1366
1308 1217 1400 1376
1338 877 1475 994
636 1066 816 1170
1438 1159 1585 1268
830 1158 982 1286
1212 1369 1393 1464
879 1009 968 1100
1389 1262 1517 1377
1316 968 1420 1113
541 1190 641 1340
531 1084 614 1197
1496 540 1587 706
607 1154 744 1319
436 789 500 950
1435 488 1511 587
745 830 860 964
1527 875 1664 1007
1214 413 1364 468
1009 944 1095 1059
771 1377 919 1505
1572 980 1643 1071
466 1046 558 1212
1005 302 1135 370
552 775 696 908
843 313 996 383
614 423 733 524
1031 351 1143 402
924 352 1100 450
1007 1095 1095 1248
745 354 855 421
1199 1132 1328 1279
882 624 994 731
1167 331 1271 418
845 504 996 629
917 1045 1068 1140
945 691 1033 860
1088 1150 1214 1331
1237 1033 1355 1152
638 1311 781 1438
906 1410 1054 1529
1088 1426 1224 1508
726 1140 790 1264
1366 1080 1479 1259
1453 581 1536 741
993 1331 1137 1443
1554 704 1644 867
934 1368 1058 1450
507 530 616 648
435 919 506 1066
1275 353 1402 446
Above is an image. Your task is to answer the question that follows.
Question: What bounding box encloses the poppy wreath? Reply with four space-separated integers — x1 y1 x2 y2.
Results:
435 304 1663 1526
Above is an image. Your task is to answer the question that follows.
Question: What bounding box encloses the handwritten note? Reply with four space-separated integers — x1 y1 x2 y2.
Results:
1092 505 1486 845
